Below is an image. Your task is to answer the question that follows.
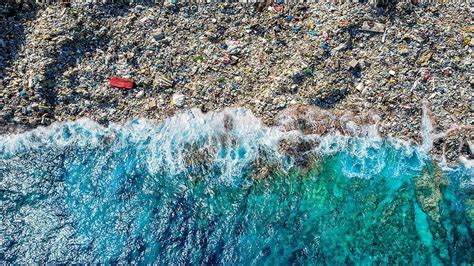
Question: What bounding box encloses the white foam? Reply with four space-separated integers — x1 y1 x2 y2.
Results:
1 107 470 180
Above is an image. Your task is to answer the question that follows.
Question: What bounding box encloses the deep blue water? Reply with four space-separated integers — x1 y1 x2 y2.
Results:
1 109 473 264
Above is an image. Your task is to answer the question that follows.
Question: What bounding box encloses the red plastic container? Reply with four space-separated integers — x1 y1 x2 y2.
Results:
110 76 134 89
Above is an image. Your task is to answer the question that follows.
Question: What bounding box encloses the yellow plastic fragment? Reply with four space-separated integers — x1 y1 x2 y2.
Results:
417 51 432 66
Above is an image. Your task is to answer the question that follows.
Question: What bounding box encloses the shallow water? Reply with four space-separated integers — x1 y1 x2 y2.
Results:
1 109 473 264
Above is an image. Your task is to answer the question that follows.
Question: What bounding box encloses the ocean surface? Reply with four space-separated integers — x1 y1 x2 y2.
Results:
1 108 473 264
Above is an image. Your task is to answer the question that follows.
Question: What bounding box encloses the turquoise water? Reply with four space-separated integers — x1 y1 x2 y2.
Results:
1 109 473 264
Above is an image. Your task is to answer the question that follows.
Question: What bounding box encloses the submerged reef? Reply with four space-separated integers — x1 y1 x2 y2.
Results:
1 108 473 264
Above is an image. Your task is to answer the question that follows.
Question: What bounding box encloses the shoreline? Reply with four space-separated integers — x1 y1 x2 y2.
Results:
1 105 472 168
1 2 472 162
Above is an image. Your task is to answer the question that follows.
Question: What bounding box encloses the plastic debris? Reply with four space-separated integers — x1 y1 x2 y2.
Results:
349 59 359 69
417 51 433 66
154 73 174 88
136 90 145 98
0 2 471 163
423 74 433 82
360 21 385 33
110 76 134 89
171 93 185 108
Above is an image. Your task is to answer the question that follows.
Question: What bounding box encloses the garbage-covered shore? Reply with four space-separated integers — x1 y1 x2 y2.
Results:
0 2 472 162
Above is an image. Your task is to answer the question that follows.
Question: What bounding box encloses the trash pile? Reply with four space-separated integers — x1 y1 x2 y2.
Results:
0 2 472 161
